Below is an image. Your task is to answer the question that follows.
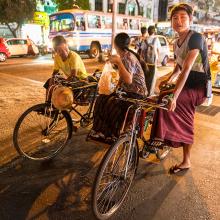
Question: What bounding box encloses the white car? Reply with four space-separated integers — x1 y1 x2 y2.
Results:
5 38 39 56
155 35 171 66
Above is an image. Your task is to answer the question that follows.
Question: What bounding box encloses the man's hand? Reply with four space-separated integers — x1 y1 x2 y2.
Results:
67 75 78 82
159 79 169 90
167 96 177 112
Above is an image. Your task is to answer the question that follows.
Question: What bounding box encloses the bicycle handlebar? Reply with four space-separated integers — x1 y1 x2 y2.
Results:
116 90 170 110
53 74 97 90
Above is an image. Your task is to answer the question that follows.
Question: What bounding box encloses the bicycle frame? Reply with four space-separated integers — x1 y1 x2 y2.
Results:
50 75 99 126
116 95 169 176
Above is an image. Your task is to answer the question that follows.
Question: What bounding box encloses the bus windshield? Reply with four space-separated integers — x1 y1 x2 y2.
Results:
50 13 74 32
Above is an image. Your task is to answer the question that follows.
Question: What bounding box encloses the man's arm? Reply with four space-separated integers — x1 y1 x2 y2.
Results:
167 64 181 83
168 49 200 111
159 63 181 88
66 69 77 81
173 49 199 99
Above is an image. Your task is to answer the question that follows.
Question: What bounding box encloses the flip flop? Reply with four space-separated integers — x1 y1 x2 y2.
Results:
169 165 190 174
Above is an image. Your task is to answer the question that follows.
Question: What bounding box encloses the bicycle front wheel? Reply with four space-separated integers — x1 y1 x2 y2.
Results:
92 135 139 220
13 103 72 161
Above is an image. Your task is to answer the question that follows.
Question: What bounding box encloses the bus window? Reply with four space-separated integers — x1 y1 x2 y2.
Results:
88 15 101 29
102 16 112 29
129 19 139 30
50 13 74 32
75 15 85 31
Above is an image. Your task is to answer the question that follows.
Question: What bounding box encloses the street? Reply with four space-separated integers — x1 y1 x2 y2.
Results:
0 55 219 220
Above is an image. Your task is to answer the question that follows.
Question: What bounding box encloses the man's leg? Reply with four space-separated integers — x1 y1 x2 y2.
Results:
179 144 192 168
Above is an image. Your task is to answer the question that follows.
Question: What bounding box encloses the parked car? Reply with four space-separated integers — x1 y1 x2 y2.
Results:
155 35 171 66
0 38 10 62
4 38 39 57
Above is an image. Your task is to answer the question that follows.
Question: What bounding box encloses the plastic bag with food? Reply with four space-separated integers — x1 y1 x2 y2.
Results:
98 62 119 95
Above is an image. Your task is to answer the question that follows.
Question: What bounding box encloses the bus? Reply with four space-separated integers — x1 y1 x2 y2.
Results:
49 8 150 58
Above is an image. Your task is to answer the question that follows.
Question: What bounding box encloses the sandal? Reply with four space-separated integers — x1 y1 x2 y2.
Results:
169 165 190 174
89 130 105 139
147 139 164 149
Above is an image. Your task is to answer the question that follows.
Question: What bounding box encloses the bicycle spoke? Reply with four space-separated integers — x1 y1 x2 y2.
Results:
98 179 121 213
14 104 70 160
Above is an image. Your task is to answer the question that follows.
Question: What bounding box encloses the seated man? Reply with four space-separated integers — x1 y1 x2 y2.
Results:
44 35 88 100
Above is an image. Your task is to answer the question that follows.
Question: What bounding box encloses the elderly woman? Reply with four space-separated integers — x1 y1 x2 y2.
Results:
90 32 148 142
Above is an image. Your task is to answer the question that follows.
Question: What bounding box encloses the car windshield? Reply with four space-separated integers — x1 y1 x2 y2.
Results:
50 13 74 32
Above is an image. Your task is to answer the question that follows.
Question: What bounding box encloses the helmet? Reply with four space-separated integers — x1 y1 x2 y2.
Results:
51 86 73 110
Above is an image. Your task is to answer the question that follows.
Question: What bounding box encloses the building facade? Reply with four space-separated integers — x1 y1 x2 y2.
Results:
89 0 154 21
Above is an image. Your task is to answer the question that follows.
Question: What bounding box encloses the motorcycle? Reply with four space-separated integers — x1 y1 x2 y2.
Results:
37 44 48 55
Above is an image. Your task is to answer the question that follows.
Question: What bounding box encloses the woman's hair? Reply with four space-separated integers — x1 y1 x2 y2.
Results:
114 32 130 50
170 3 193 19
52 35 67 49
114 33 148 83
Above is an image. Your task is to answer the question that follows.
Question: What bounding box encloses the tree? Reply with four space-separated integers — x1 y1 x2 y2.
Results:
55 0 90 11
0 0 36 37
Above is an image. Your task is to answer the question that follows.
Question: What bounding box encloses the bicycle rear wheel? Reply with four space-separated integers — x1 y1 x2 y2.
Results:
92 135 139 220
13 103 72 161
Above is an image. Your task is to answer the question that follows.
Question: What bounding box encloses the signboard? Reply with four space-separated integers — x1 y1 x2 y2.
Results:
33 11 49 27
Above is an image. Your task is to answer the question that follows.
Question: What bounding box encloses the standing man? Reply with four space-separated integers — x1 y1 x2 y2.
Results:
146 25 161 95
136 26 161 95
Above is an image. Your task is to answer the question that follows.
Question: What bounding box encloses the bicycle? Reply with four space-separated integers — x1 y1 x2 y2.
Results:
92 92 171 220
13 72 100 161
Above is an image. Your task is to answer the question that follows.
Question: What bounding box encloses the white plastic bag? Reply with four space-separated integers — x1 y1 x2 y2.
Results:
98 62 119 95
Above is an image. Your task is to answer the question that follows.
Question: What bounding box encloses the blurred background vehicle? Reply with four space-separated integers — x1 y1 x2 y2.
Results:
156 35 170 66
36 43 48 55
0 38 10 62
4 38 39 57
130 34 171 66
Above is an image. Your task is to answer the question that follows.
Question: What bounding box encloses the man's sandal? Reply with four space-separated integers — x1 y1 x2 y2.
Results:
147 140 164 149
169 165 190 174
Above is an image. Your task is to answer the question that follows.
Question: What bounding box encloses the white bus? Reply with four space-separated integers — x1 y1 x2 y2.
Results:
49 8 150 58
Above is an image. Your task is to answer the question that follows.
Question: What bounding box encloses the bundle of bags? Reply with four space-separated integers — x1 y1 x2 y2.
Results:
51 86 73 110
98 62 119 95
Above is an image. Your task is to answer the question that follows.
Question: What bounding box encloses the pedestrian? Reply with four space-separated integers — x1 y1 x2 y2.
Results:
27 35 36 56
136 26 148 52
150 3 210 174
136 26 161 95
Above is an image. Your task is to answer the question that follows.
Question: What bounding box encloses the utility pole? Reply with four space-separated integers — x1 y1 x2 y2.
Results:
111 0 117 53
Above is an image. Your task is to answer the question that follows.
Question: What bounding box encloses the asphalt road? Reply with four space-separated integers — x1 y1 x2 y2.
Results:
0 55 219 220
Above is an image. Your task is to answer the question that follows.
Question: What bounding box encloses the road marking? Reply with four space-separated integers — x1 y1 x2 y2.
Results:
0 72 44 85
0 61 53 68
